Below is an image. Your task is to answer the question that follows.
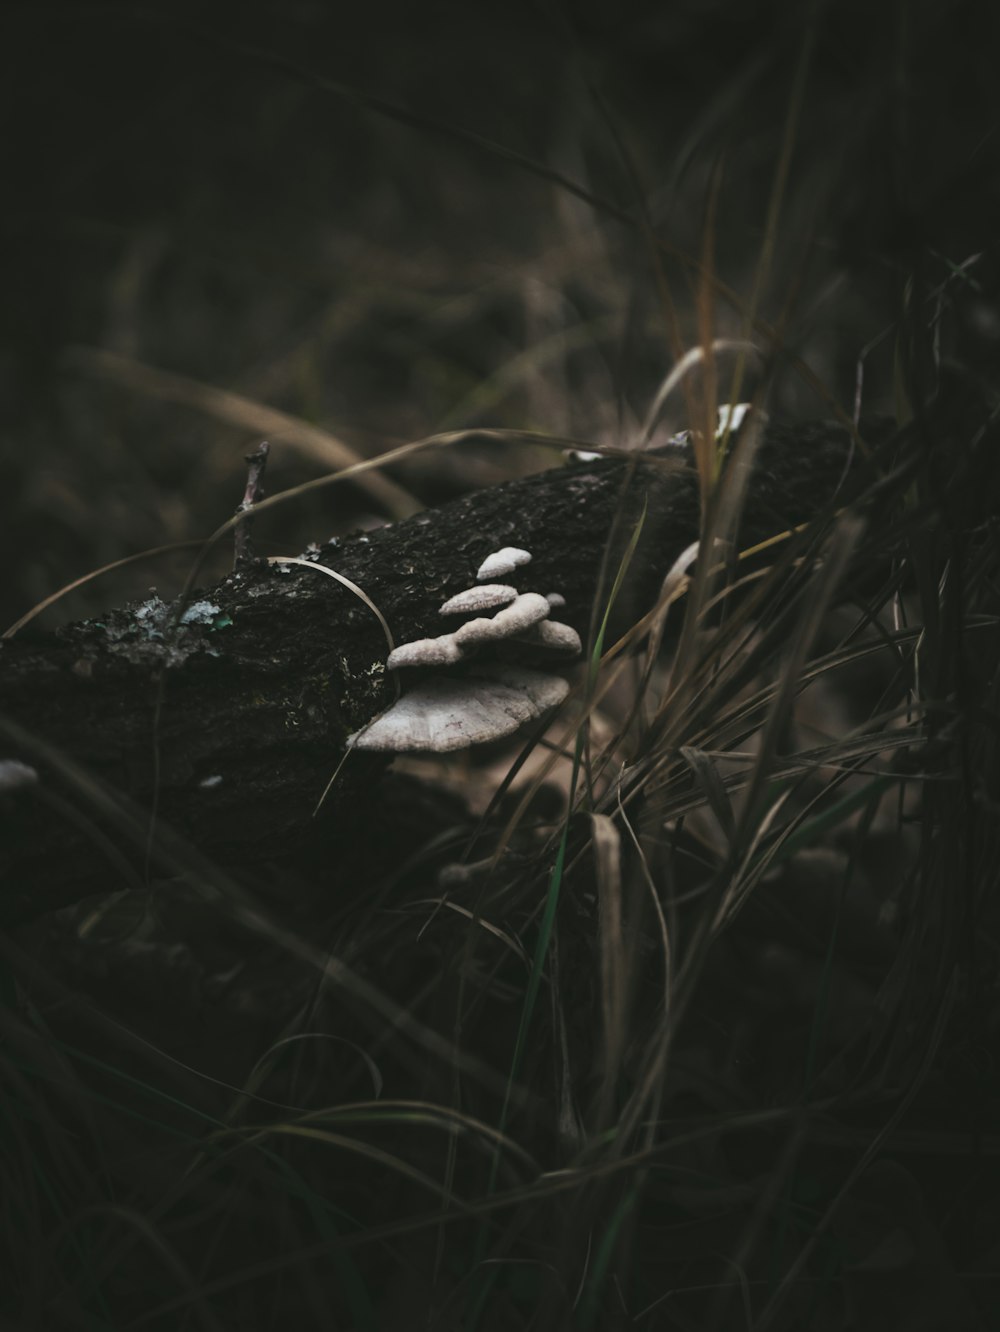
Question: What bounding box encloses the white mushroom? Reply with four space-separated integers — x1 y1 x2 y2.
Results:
454 593 550 647
386 635 464 670
518 620 582 654
439 584 518 616
545 592 566 609
476 547 532 580
716 402 753 437
347 666 569 752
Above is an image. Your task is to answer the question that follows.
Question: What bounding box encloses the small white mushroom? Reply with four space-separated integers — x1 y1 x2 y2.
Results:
518 620 582 654
386 635 464 670
347 666 569 752
545 592 566 609
716 402 753 437
476 547 532 580
454 592 550 647
439 584 518 616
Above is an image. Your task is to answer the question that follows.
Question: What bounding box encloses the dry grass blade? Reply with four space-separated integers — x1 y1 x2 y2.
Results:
592 813 626 1129
266 556 395 660
679 745 736 847
2 539 205 638
637 338 759 453
66 345 423 519
735 510 866 845
710 786 794 935
634 538 701 730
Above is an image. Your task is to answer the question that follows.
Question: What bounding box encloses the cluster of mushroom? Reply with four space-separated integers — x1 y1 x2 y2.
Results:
347 547 581 753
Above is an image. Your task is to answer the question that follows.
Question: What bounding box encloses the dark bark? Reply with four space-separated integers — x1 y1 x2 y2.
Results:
0 419 889 924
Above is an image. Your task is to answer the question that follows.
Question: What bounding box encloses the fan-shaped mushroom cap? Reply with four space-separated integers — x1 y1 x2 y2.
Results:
454 593 550 647
346 666 569 752
386 635 464 670
545 592 566 609
519 620 582 654
476 547 532 580
439 584 518 616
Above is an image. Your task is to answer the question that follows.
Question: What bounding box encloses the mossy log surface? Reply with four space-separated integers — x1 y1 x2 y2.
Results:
0 421 887 923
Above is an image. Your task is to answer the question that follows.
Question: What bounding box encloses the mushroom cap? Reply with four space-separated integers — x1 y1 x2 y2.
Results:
454 592 550 647
716 402 753 437
476 547 532 580
386 635 464 670
545 592 566 609
439 584 518 616
346 666 569 752
518 619 582 655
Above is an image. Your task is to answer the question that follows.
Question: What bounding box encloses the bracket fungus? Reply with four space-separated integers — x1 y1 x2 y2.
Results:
476 547 532 581
453 592 551 647
347 547 581 753
519 619 582 654
386 636 464 670
438 584 517 616
346 667 569 752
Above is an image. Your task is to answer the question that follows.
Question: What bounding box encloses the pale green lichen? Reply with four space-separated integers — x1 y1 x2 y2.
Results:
90 596 226 666
180 600 222 626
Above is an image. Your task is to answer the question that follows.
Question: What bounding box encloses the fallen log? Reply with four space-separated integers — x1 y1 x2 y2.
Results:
0 418 891 923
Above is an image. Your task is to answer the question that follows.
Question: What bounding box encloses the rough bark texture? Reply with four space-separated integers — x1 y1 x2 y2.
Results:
0 420 887 923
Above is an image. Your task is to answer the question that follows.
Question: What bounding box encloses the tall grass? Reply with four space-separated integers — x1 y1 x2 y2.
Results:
4 3 999 1328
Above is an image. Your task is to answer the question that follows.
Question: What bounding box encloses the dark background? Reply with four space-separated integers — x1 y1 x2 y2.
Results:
3 0 997 631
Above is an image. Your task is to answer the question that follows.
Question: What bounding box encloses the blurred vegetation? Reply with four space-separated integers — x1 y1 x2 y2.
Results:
4 0 996 627
2 0 1000 1328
